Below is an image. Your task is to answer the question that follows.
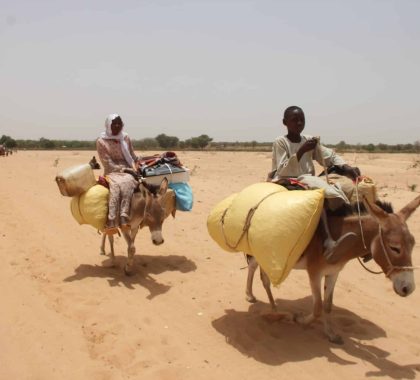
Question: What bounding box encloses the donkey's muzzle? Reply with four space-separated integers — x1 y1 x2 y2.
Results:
153 238 164 245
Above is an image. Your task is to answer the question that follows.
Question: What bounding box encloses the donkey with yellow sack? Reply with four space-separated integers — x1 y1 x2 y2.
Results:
71 178 176 275
207 182 419 343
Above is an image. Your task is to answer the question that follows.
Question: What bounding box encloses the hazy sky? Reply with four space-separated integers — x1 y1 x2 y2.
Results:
1 0 419 144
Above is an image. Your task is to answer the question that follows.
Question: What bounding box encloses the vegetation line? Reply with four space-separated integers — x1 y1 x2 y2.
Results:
1 134 419 153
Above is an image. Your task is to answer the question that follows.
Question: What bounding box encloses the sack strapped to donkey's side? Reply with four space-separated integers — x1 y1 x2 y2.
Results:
207 182 325 286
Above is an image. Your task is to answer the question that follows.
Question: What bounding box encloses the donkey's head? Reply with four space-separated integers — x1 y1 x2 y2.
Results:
363 195 420 297
140 178 171 245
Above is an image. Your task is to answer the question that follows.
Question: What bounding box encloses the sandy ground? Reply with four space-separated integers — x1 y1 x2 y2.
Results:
1 150 420 380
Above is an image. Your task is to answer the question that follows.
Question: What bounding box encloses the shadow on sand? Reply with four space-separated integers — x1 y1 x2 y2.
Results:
64 253 196 300
212 297 420 379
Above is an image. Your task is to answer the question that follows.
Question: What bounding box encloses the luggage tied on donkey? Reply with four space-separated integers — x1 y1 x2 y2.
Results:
69 183 176 232
207 176 378 286
55 153 187 232
137 152 193 211
207 182 324 286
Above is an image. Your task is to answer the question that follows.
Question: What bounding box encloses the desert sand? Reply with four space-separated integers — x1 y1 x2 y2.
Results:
1 150 420 380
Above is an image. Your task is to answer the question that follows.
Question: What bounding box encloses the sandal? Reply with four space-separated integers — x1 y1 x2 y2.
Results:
120 224 131 232
104 226 119 235
119 216 131 232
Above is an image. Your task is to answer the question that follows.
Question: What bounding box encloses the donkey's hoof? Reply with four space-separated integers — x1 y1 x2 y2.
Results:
124 265 134 276
99 250 106 256
328 334 344 345
246 294 257 303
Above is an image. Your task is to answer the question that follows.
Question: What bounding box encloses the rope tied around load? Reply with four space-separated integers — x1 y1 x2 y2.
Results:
220 190 282 250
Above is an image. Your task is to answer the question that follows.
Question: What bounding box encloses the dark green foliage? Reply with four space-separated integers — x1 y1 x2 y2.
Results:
155 134 179 149
0 135 17 148
133 138 159 150
2 133 420 153
184 134 213 149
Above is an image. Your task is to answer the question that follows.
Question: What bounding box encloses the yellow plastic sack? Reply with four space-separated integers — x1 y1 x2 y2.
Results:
71 185 109 231
207 183 324 286
206 193 238 253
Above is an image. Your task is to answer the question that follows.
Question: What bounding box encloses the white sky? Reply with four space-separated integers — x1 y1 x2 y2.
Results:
1 0 419 144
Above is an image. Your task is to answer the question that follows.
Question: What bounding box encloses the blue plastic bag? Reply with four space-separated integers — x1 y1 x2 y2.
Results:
168 182 193 211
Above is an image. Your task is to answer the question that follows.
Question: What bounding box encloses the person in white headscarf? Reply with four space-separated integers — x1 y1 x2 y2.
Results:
96 114 140 234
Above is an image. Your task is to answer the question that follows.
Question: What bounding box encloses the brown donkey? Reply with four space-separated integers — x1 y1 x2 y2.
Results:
246 195 420 343
100 178 176 275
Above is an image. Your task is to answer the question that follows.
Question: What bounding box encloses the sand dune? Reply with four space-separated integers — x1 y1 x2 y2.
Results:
0 150 419 379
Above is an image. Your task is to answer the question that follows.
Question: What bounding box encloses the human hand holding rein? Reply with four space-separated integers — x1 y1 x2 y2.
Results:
297 137 318 161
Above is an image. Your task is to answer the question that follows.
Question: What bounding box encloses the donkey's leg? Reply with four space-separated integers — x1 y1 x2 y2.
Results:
295 272 323 326
108 235 115 262
122 230 136 275
246 256 258 303
101 234 117 267
260 268 276 311
323 273 343 344
100 234 106 255
259 267 294 321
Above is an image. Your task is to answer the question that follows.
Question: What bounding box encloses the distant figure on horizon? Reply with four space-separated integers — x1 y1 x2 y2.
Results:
96 114 140 235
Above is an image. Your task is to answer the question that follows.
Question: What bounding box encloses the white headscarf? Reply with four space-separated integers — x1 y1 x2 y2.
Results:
100 113 134 168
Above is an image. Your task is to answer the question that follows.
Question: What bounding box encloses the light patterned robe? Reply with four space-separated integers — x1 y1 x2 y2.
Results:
96 136 138 224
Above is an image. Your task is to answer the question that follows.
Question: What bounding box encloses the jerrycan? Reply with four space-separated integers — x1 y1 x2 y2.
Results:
55 164 96 197
350 176 378 205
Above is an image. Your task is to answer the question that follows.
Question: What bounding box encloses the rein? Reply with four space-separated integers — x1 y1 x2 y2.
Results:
318 143 383 275
354 179 383 275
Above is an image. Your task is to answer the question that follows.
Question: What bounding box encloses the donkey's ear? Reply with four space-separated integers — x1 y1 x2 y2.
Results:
363 196 388 223
159 178 169 196
163 190 176 219
140 184 148 198
397 195 420 222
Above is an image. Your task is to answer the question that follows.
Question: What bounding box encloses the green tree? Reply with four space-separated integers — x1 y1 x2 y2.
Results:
336 140 347 151
414 140 420 153
192 134 213 149
39 137 56 149
366 143 375 152
134 138 159 150
378 143 389 151
0 135 17 148
5 138 17 148
155 134 179 149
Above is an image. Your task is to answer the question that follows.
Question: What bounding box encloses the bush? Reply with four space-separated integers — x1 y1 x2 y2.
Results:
155 134 179 149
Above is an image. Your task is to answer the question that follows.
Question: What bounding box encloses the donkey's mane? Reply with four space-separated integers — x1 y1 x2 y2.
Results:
142 182 160 196
327 200 394 217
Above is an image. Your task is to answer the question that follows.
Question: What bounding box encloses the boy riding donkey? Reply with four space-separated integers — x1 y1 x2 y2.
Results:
270 106 371 263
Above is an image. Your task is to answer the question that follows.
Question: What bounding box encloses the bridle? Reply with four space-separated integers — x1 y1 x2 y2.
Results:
315 143 418 278
377 225 418 278
354 178 418 277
